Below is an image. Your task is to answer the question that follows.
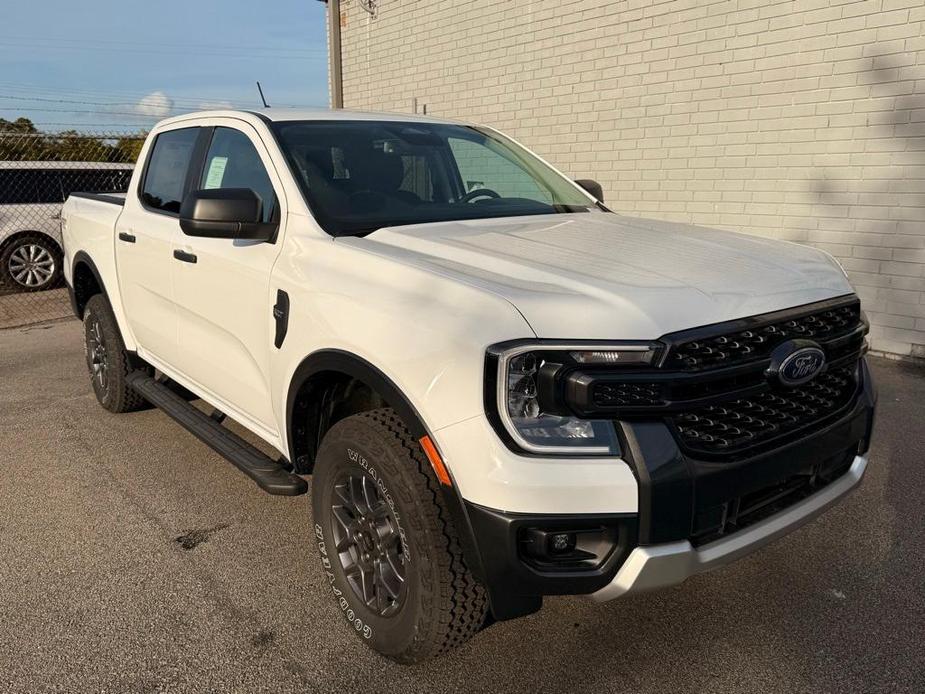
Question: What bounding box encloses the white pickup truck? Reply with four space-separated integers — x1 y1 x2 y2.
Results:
62 109 876 663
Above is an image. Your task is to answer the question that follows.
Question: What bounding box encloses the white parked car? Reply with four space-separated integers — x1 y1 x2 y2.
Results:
60 109 876 663
0 161 133 291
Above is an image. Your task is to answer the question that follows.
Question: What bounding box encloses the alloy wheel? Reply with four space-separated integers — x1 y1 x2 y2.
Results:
330 473 407 617
9 243 56 288
87 318 110 395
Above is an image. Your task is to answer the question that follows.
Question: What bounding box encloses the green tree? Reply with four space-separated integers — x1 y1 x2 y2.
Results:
0 116 38 134
0 116 146 163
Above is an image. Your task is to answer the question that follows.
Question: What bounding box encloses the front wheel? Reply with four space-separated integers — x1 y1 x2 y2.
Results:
311 408 488 663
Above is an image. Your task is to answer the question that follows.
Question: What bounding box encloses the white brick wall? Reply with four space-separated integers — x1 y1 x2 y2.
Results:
338 0 925 358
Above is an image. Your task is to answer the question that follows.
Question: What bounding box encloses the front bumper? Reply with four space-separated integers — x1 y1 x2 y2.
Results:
590 453 867 602
451 358 876 621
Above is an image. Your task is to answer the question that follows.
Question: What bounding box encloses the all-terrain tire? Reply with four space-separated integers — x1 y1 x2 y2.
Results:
311 407 488 664
83 294 149 413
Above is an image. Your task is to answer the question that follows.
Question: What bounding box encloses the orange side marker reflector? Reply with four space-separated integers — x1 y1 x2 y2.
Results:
420 435 452 487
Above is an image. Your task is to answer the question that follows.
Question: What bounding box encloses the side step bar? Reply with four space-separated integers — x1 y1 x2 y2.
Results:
128 373 308 496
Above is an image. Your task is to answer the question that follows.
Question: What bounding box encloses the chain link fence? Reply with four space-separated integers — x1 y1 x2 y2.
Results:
0 129 144 329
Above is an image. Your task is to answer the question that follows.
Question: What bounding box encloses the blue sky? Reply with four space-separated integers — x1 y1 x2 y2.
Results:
0 0 330 132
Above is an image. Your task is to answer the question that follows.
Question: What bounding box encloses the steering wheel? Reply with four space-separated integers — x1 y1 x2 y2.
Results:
459 188 501 203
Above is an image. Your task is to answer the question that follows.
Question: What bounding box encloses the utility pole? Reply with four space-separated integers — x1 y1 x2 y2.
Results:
323 0 344 108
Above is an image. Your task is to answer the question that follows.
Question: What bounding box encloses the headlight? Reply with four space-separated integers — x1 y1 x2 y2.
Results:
491 342 660 455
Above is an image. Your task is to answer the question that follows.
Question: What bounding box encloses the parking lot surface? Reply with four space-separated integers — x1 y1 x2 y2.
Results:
1 319 923 693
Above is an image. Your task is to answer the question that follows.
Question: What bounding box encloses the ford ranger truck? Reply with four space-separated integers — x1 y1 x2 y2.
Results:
61 109 876 664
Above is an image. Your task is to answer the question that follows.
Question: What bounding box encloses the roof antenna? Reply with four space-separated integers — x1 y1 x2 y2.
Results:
256 81 270 108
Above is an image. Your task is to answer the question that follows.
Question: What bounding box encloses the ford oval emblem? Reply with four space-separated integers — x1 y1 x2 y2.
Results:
773 343 826 387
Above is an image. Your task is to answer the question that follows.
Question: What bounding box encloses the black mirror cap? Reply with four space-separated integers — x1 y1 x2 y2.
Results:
575 179 604 203
179 188 277 241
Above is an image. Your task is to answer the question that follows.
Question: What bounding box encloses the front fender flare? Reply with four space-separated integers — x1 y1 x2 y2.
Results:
285 349 429 459
285 349 491 594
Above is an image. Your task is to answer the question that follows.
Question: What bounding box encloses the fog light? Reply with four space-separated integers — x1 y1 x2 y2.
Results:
519 525 620 571
550 532 576 555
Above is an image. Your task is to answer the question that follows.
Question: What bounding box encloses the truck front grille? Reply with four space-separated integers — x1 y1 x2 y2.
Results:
560 296 866 460
670 365 858 456
663 302 861 372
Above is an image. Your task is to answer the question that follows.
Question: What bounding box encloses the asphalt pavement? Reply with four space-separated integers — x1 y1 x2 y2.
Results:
1 319 923 693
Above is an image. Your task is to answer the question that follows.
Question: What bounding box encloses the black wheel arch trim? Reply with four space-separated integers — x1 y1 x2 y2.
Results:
285 349 492 597
69 251 112 319
285 349 430 452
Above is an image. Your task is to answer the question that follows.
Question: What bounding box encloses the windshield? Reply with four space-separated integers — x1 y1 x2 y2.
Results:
272 120 601 237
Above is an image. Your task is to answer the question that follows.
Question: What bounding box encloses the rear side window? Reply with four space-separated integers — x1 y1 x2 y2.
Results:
140 128 199 214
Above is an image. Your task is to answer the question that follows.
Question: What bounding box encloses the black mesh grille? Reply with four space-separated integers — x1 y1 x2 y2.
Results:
671 365 858 455
592 381 663 408
665 303 861 371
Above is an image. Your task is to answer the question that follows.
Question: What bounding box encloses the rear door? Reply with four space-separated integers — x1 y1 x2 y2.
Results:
116 126 201 364
169 122 286 434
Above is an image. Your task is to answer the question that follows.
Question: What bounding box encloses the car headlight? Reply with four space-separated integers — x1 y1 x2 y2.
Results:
490 342 660 455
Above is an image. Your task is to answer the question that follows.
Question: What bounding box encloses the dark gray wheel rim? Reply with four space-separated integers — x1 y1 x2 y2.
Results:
87 318 110 395
9 243 56 288
331 473 407 617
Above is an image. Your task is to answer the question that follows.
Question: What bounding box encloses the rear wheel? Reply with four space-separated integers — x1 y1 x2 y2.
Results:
311 408 488 663
0 234 62 292
83 294 150 413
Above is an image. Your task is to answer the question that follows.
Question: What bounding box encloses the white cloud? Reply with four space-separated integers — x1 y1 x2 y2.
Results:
198 100 236 110
134 91 174 118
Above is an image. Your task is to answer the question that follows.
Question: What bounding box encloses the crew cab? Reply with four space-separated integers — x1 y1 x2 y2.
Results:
61 109 876 663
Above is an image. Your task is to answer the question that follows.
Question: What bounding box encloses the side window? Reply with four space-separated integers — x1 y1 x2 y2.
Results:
447 137 552 203
0 169 51 204
39 170 64 203
0 171 12 204
20 170 60 204
69 169 130 196
200 128 277 223
141 127 199 214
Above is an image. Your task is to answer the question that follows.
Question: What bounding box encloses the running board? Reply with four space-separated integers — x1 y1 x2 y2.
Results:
128 373 308 496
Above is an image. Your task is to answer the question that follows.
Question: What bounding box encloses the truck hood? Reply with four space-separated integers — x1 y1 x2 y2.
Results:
345 213 854 339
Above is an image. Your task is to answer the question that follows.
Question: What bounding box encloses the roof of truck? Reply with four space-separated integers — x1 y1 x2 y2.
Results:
157 107 463 128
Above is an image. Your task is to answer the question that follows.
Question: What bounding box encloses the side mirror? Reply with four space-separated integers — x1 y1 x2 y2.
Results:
179 188 277 241
575 179 604 203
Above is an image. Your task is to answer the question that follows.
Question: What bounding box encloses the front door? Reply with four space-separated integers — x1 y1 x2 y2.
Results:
169 123 285 435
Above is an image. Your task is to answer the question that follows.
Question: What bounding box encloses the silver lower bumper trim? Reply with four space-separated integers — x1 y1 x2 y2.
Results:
590 454 868 603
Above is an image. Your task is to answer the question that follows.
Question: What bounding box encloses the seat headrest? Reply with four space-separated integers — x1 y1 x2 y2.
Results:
350 149 405 192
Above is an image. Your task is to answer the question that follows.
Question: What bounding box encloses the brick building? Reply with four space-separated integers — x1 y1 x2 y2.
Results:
323 0 925 358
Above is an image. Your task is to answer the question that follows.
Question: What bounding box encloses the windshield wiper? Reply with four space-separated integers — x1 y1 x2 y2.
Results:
335 226 384 237
551 204 592 213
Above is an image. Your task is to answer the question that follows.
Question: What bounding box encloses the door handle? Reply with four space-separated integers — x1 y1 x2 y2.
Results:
173 249 198 264
118 232 136 243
